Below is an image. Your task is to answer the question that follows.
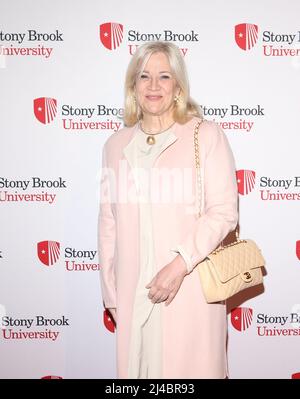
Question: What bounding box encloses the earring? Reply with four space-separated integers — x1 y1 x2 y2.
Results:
174 95 180 103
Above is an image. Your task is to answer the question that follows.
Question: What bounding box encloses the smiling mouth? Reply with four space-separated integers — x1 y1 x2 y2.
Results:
146 95 162 101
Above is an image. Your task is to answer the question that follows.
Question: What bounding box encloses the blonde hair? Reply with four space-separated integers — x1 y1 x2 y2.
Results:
123 41 202 126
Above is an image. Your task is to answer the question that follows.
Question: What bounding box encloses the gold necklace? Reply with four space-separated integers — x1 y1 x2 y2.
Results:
139 121 176 145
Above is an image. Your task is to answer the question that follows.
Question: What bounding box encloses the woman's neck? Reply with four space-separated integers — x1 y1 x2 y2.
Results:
141 115 175 134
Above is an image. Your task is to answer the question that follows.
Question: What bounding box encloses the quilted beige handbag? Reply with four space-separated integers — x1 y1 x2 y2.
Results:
194 120 265 303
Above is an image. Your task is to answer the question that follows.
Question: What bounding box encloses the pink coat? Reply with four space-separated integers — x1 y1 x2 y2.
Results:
98 117 238 378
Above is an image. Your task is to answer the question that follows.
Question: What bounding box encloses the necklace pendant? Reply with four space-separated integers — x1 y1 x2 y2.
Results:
146 135 155 145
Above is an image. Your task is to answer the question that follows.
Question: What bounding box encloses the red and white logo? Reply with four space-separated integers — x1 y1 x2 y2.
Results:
236 169 256 195
235 23 258 51
41 375 63 379
296 241 300 261
34 97 57 124
231 307 253 331
292 372 300 379
103 309 116 333
100 22 124 50
37 241 60 266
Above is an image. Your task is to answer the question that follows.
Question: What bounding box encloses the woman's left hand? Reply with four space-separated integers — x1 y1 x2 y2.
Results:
145 255 188 306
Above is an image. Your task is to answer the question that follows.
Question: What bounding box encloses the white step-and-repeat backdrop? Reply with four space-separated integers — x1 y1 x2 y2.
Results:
1 0 300 379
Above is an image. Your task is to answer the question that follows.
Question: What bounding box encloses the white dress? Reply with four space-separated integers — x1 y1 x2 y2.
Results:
127 126 175 378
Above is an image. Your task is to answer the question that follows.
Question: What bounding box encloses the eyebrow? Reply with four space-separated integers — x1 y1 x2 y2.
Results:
142 70 172 74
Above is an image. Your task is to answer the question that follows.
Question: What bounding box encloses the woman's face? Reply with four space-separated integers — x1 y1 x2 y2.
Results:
135 52 179 120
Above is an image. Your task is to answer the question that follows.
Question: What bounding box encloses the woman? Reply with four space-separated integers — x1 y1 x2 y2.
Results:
98 41 238 379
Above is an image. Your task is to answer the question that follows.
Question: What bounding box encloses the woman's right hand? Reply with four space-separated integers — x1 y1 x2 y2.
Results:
107 308 117 325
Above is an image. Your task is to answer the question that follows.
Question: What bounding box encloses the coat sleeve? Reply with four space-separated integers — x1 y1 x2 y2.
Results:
98 143 117 308
176 121 239 273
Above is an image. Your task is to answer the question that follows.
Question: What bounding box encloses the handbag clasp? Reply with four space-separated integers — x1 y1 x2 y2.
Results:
241 271 253 283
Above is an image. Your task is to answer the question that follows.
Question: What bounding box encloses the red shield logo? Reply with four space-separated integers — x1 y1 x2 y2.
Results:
34 97 57 124
231 307 253 331
296 241 300 261
292 372 300 379
100 22 123 50
37 241 60 266
235 23 258 51
103 309 116 333
236 169 256 195
41 376 63 379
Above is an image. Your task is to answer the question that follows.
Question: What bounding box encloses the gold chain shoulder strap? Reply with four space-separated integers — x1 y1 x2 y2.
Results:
193 119 240 245
193 119 205 218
